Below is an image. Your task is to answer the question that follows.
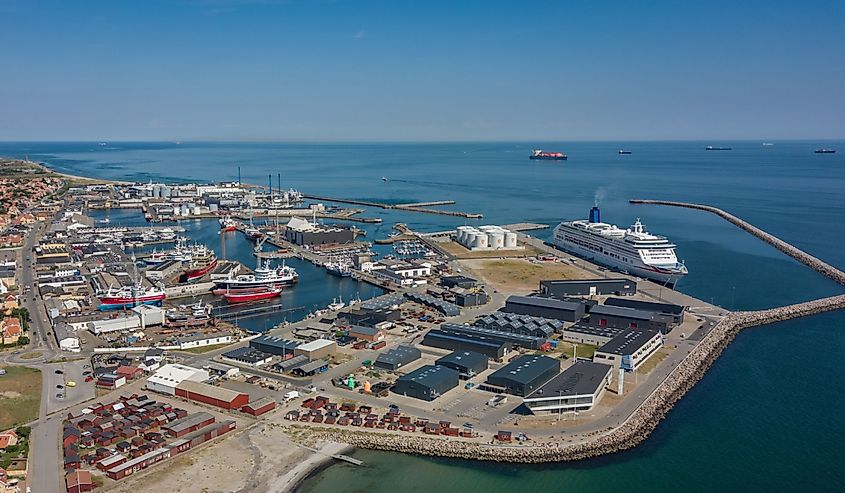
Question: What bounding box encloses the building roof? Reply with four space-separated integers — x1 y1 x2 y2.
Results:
423 329 510 351
106 448 169 475
524 361 612 399
604 297 685 315
296 339 336 352
590 304 656 321
440 323 547 347
488 355 560 385
596 329 662 355
66 469 93 488
541 278 634 286
163 412 215 434
147 364 207 388
222 346 272 363
375 345 421 368
396 364 459 389
175 380 246 403
435 351 488 370
506 295 582 311
244 396 276 410
274 354 309 371
348 325 381 336
176 331 231 345
293 359 329 373
250 334 299 351
563 322 627 340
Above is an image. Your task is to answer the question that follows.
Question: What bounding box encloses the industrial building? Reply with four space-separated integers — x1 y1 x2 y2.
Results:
440 275 478 289
284 217 355 246
348 325 386 342
340 307 401 327
221 347 274 367
373 345 421 371
144 259 182 281
503 295 585 322
405 292 461 316
146 364 210 395
249 335 300 357
435 351 488 379
241 397 277 416
290 359 329 377
439 322 547 350
131 304 165 328
484 354 561 397
391 365 460 401
539 278 637 297
421 329 511 360
593 329 664 371
523 361 613 414
475 311 564 338
176 332 233 350
604 297 686 325
87 315 142 335
453 289 489 307
559 322 628 346
455 225 518 251
294 339 337 361
174 380 250 410
589 305 671 333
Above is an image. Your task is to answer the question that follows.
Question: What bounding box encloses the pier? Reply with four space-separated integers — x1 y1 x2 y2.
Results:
302 194 483 219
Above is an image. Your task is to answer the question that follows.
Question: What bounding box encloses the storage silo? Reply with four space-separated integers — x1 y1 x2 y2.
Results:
474 232 488 249
504 231 518 248
488 231 505 249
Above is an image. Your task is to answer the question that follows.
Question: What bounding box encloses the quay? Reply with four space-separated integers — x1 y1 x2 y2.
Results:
302 193 483 219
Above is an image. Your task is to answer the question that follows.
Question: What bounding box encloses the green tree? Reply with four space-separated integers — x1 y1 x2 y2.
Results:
15 426 31 439
16 336 30 346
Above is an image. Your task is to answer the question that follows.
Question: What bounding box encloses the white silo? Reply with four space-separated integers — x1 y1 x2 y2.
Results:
504 231 518 248
475 232 488 249
489 231 505 249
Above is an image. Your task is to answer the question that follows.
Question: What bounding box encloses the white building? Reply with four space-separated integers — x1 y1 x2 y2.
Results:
146 364 210 395
54 322 80 352
131 304 165 329
593 329 664 372
523 361 612 414
176 332 233 350
87 315 142 335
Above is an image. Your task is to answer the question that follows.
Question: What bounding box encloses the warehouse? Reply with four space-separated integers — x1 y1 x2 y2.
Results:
290 359 329 377
391 365 460 401
405 292 461 316
294 339 336 361
146 364 210 395
604 297 686 325
144 259 182 281
440 275 478 289
273 354 308 373
348 325 386 342
249 335 299 357
435 351 488 379
453 289 489 307
475 312 563 338
241 397 277 416
175 380 249 410
539 278 637 297
484 354 561 397
523 361 613 414
422 329 511 360
593 329 663 371
559 323 628 346
503 295 585 322
131 304 165 328
87 315 142 335
284 217 354 246
374 345 421 371
439 322 547 350
221 347 273 367
589 305 670 333
339 307 401 328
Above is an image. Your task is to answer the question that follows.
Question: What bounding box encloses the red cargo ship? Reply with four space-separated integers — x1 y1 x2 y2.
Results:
223 286 282 304
529 149 567 160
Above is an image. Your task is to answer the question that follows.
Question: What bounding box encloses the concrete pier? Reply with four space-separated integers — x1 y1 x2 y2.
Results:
302 194 483 219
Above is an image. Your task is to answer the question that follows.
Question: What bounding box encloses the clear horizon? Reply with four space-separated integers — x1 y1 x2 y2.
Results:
1 0 843 141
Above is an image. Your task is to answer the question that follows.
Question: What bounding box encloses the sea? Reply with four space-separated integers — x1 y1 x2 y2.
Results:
2 141 843 492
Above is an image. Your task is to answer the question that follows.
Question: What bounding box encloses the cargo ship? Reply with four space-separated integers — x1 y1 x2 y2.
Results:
814 148 836 154
618 150 632 155
553 206 688 285
529 149 567 160
223 286 282 304
181 244 217 282
706 146 732 151
98 284 166 310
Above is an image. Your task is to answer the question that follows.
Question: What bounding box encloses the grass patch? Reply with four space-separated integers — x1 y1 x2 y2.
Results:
178 343 234 354
635 347 671 374
18 352 42 360
540 341 597 359
0 366 42 429
460 258 590 293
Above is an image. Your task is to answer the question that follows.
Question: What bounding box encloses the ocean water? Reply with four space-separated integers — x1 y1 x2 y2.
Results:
2 141 844 491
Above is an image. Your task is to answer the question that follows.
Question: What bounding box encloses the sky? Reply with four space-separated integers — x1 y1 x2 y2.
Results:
0 0 843 141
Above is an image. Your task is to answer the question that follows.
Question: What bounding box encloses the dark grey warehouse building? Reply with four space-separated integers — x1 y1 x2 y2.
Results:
250 335 300 357
439 322 547 350
604 297 686 326
435 351 488 379
588 305 671 333
284 217 355 246
391 365 460 401
421 329 511 360
484 354 561 397
539 278 637 297
373 345 422 371
503 295 585 322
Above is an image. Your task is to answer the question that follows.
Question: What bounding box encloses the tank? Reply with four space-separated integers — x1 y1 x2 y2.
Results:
488 231 505 248
589 206 601 223
504 232 518 248
474 233 488 249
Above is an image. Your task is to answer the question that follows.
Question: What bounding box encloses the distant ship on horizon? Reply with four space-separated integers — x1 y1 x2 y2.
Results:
618 149 632 155
529 149 567 160
814 148 836 154
706 146 732 151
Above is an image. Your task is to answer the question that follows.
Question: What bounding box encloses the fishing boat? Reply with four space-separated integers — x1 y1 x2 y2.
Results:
219 216 237 232
328 297 345 311
98 284 166 310
181 244 217 282
223 286 282 304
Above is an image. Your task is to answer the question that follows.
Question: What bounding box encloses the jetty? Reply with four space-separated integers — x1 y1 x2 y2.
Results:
296 199 845 463
302 194 483 219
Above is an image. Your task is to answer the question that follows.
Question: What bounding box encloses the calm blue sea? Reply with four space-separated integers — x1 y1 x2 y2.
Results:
2 141 843 492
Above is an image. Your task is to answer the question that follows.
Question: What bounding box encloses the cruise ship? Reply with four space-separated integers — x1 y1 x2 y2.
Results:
553 207 688 285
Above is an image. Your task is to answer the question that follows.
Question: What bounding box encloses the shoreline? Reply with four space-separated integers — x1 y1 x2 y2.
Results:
274 441 354 493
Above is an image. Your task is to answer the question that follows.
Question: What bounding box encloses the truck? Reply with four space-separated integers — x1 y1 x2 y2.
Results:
284 390 301 402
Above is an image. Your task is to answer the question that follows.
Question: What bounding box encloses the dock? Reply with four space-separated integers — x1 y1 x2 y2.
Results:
303 194 482 219
332 454 363 465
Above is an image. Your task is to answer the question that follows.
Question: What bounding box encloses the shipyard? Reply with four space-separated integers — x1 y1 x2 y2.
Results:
1 152 842 493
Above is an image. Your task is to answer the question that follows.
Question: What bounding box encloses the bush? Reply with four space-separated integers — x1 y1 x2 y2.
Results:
16 336 30 346
15 426 31 439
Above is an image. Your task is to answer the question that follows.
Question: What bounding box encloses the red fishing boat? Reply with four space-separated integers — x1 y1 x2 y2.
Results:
223 286 283 304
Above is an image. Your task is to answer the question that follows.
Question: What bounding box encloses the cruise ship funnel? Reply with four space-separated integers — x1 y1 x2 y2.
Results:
589 206 601 223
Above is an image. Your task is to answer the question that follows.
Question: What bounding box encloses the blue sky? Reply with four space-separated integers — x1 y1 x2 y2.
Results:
1 0 843 141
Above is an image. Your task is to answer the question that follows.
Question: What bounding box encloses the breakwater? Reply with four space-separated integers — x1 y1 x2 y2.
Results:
291 200 845 463
630 199 845 286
